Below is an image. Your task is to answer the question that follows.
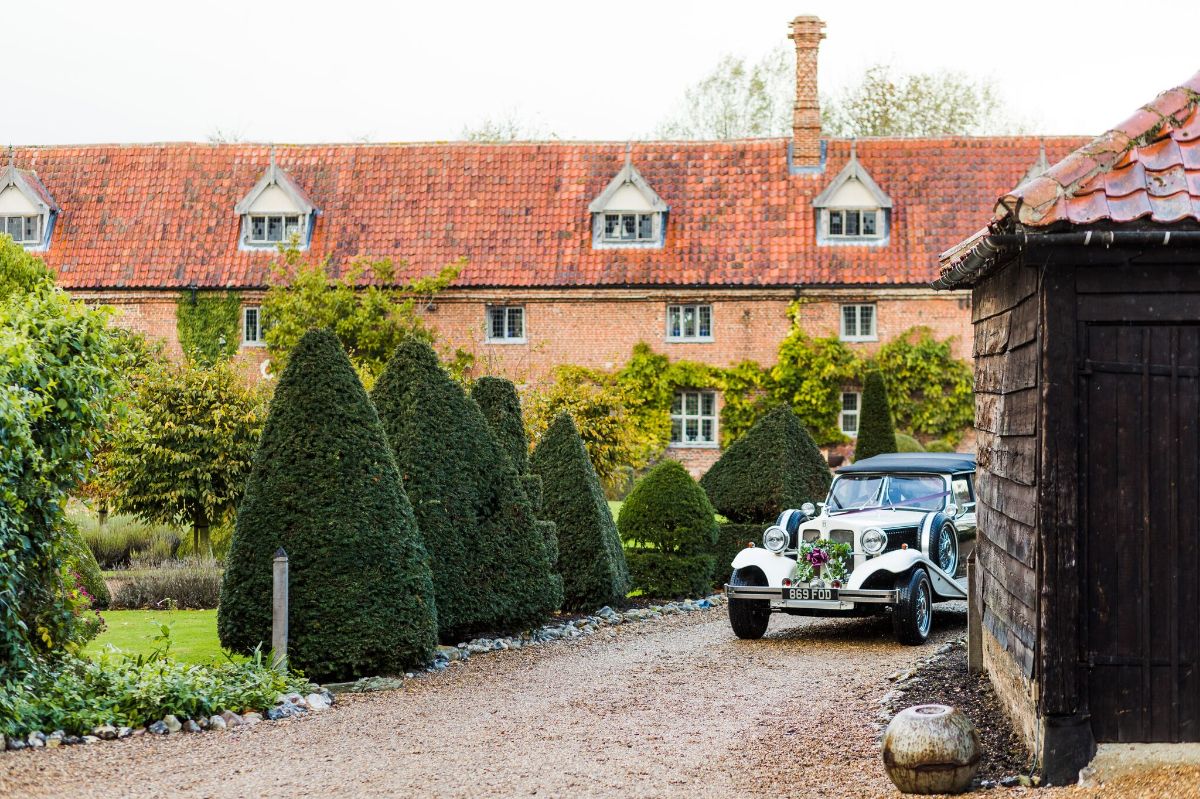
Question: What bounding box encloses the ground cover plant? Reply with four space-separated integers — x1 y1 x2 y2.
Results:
220 330 439 681
619 461 718 598
531 413 629 610
372 340 560 642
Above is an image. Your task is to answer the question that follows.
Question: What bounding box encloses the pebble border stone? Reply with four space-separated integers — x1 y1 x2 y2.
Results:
2 594 728 754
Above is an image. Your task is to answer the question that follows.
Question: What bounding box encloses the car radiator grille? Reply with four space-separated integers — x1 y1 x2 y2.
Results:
883 526 920 553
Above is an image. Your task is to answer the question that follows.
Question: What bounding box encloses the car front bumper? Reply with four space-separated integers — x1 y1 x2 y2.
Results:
724 584 899 611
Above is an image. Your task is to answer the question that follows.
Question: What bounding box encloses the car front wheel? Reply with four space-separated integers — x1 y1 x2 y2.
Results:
728 569 770 640
893 568 933 645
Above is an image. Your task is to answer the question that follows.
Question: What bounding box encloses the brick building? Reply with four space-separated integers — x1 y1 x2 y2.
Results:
3 16 1084 472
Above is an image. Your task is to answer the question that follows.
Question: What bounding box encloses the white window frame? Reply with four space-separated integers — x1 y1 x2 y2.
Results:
666 304 713 342
2 214 41 245
242 306 265 347
670 389 718 448
840 304 877 342
601 212 658 243
244 213 305 246
825 208 882 239
486 305 526 344
840 391 861 437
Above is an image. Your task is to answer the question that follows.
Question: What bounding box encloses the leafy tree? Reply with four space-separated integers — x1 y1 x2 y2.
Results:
0 236 124 674
531 413 629 610
372 339 559 641
106 359 266 557
822 64 1022 137
701 406 830 523
656 45 793 139
261 243 463 384
854 371 898 462
461 109 553 142
619 461 717 598
219 330 438 680
869 327 973 442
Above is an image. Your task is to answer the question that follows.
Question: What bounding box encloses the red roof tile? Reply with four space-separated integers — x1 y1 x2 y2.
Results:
15 138 1087 290
995 72 1200 228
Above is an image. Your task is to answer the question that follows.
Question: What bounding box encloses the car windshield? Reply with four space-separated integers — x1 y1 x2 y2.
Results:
827 474 948 512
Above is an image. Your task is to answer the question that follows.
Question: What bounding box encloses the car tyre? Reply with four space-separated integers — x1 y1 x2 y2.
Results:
893 568 933 645
933 521 959 576
728 569 770 640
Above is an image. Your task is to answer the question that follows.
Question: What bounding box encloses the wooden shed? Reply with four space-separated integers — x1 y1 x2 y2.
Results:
935 72 1200 783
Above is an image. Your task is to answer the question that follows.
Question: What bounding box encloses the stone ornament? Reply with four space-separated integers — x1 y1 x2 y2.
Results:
881 704 980 795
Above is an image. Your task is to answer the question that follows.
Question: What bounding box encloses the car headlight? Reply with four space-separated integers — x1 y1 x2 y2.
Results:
762 525 788 552
861 528 888 555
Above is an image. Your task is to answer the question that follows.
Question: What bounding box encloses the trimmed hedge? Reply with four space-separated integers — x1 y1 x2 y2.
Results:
372 340 560 641
854 370 898 462
699 406 831 524
218 329 439 681
619 460 717 598
471 377 530 474
895 432 925 453
63 521 110 610
531 413 629 610
713 522 762 585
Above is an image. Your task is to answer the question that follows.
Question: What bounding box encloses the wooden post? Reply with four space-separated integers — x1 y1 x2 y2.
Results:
967 550 982 675
272 548 288 671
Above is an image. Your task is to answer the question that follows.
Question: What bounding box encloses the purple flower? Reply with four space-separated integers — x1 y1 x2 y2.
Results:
807 547 830 568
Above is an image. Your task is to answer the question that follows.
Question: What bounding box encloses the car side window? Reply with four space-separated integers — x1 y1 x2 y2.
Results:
952 477 974 506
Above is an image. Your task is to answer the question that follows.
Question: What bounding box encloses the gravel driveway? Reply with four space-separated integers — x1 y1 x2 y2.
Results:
1 604 974 798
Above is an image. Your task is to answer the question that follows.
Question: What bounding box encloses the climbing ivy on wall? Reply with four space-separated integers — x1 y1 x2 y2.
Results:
176 291 242 366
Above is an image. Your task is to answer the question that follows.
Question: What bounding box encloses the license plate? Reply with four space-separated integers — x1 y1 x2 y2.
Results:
783 587 839 602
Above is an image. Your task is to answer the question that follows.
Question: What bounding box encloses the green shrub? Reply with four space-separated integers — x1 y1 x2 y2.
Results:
62 521 111 610
73 508 182 569
0 649 308 738
619 460 717 598
111 562 223 610
219 330 439 681
372 339 559 642
700 406 831 523
531 413 629 610
713 522 762 584
471 377 530 473
854 371 898 462
925 439 957 453
895 433 925 453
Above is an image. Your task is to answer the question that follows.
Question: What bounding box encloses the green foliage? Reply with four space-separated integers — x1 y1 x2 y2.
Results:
261 242 462 383
531 414 629 611
872 327 974 442
854 371 898 462
471 377 530 474
656 44 793 139
619 461 717 598
0 236 126 675
85 610 223 665
106 359 266 557
112 562 223 610
0 649 308 738
73 510 181 569
372 339 559 642
771 323 859 445
925 439 956 453
895 433 925 453
62 522 111 610
713 522 761 583
719 361 777 445
220 330 439 681
175 291 241 366
700 406 831 523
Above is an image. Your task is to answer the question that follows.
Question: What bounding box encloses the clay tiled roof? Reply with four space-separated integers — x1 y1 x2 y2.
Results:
995 72 1200 228
14 138 1087 291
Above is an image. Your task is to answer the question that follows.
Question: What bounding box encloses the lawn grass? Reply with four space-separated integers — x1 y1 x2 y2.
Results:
86 609 235 665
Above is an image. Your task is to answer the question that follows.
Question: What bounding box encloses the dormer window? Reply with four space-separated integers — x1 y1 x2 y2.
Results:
812 143 892 246
235 151 317 250
589 152 668 249
0 162 58 251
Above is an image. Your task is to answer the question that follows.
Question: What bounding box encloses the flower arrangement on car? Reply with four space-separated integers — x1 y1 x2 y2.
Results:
791 540 852 583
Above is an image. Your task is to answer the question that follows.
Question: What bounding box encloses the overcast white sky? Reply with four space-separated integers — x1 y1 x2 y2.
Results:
7 0 1199 145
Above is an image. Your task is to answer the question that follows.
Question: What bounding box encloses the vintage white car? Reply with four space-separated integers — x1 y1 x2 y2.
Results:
725 453 976 645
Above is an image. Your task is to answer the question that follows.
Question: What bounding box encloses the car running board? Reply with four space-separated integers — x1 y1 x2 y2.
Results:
924 561 967 601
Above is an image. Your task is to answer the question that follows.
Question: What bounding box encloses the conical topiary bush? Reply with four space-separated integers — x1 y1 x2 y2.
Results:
618 460 717 599
471 376 530 474
218 329 438 681
699 405 832 581
531 412 629 610
372 340 559 641
854 370 898 462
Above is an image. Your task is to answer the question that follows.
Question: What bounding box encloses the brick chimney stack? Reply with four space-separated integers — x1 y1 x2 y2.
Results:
789 15 826 167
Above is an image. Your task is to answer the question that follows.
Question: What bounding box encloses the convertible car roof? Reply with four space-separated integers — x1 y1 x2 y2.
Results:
837 453 976 475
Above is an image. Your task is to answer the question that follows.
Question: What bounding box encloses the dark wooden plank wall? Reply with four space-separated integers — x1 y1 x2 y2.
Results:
972 259 1041 679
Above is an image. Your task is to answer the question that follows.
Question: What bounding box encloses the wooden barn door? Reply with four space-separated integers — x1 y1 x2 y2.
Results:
1080 323 1200 742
